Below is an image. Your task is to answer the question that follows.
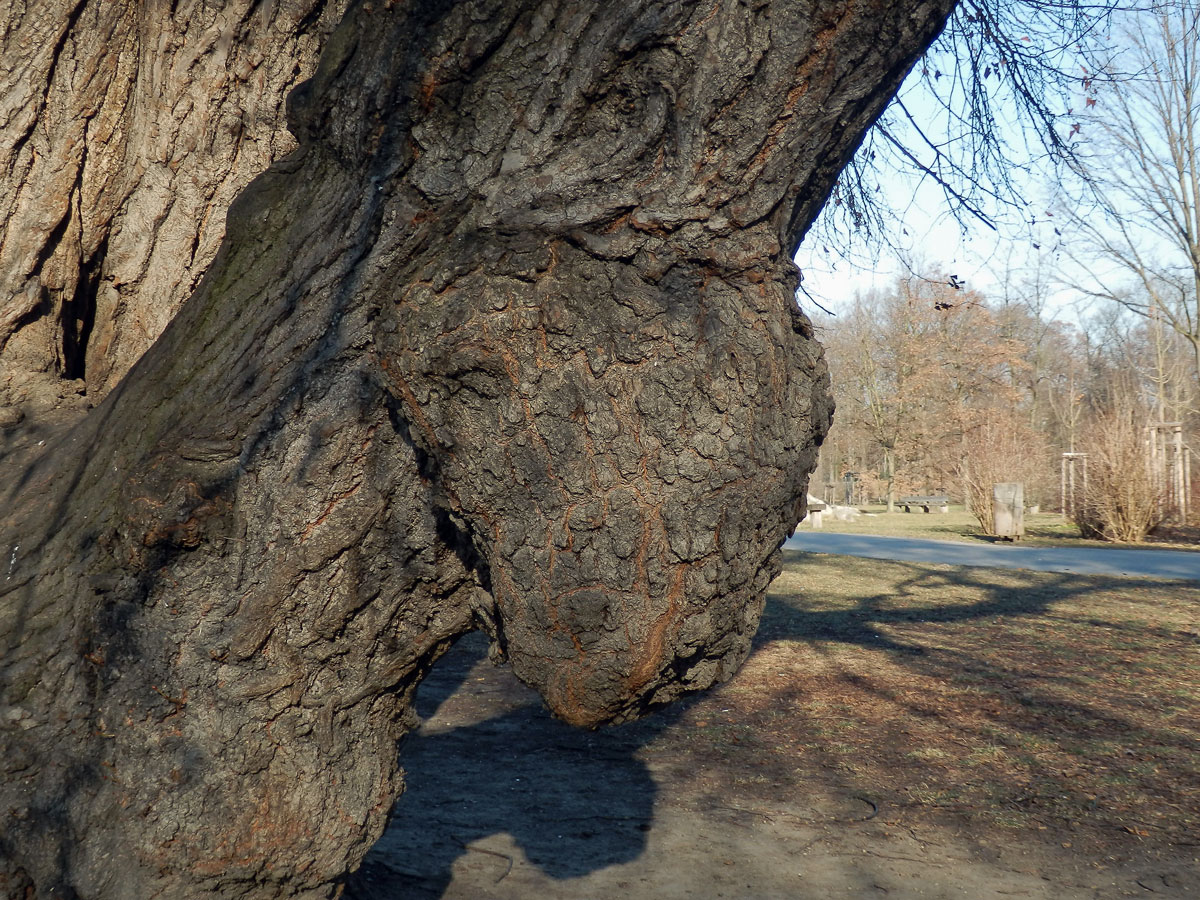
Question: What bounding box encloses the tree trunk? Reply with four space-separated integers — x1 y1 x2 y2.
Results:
0 0 349 412
0 1 956 897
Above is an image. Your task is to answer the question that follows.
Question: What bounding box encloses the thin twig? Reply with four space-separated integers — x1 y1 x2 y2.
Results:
851 794 880 822
452 838 514 884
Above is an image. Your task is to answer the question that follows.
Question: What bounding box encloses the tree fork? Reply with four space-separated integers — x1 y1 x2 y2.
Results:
0 1 955 897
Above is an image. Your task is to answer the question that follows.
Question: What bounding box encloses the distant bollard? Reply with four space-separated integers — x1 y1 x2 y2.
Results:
993 483 1025 540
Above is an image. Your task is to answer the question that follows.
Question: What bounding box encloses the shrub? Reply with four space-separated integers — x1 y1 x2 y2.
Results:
960 415 1050 536
1071 403 1163 542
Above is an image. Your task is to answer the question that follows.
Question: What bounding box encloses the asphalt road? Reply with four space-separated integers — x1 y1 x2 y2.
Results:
784 531 1200 582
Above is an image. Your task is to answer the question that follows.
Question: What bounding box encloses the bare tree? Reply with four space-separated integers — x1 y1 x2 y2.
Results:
1062 4 1200 382
1072 387 1164 542
806 0 1120 292
818 273 1034 510
960 410 1051 532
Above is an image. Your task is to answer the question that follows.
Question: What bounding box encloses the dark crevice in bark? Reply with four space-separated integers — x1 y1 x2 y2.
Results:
381 385 436 480
62 234 107 380
184 215 203 271
295 0 332 37
380 378 494 601
42 1 89 117
435 507 492 596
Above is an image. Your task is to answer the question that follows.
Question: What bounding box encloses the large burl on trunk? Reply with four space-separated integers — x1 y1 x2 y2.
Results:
1 1 954 897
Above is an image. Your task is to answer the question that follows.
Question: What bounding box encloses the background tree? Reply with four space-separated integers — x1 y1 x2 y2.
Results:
1071 376 1165 541
816 259 1197 532
960 410 1052 533
818 294 910 510
1061 3 1200 382
818 273 1034 510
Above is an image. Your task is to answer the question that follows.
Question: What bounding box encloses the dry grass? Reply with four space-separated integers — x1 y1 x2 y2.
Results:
645 550 1200 863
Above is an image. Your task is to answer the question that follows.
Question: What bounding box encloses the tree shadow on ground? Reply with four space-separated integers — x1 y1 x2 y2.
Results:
348 632 684 899
752 551 1200 843
761 548 1194 654
348 552 1199 898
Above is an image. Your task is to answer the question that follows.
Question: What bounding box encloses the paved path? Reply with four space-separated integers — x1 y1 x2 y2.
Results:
784 531 1200 582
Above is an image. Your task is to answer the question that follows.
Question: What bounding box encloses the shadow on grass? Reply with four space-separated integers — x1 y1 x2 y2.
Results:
352 552 1198 898
763 549 1196 651
350 633 690 899
753 550 1200 844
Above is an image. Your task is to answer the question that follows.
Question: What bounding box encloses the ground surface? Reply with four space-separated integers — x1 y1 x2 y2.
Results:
350 551 1200 899
799 507 1200 552
786 532 1200 579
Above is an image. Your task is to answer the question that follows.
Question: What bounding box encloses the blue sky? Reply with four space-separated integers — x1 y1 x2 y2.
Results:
791 4 1142 329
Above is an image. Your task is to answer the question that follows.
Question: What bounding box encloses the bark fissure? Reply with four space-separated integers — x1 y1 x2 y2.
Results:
61 223 106 381
40 1 89 127
1 0 351 412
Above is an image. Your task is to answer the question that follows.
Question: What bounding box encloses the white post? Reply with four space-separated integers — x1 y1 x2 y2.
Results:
1060 458 1070 520
1175 425 1185 523
1185 446 1192 524
1061 454 1067 519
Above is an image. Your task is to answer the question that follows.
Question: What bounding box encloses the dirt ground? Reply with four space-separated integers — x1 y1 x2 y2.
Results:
349 616 1198 900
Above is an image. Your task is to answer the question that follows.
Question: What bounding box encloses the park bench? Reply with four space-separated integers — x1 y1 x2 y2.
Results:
899 495 949 513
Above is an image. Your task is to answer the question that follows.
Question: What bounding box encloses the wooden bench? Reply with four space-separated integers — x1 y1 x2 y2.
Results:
899 495 949 513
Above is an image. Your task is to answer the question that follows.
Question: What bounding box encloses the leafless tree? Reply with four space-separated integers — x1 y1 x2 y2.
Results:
1072 387 1165 542
1062 4 1200 382
807 0 1121 289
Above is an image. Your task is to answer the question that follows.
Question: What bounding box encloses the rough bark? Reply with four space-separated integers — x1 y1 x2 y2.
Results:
0 0 348 412
0 1 955 898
